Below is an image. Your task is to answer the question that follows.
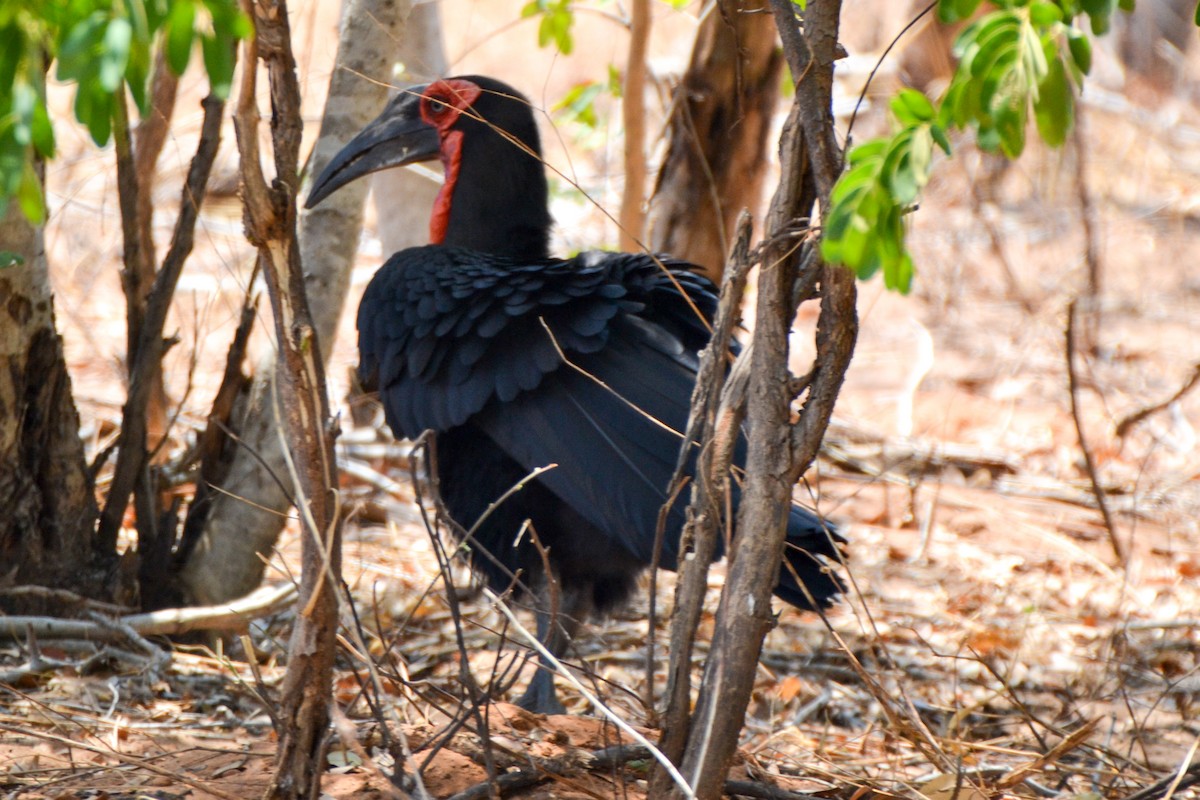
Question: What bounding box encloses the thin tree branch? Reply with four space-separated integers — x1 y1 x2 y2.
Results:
653 213 753 777
1115 362 1200 438
618 0 650 250
1065 299 1126 565
674 3 853 795
233 2 343 796
98 93 227 550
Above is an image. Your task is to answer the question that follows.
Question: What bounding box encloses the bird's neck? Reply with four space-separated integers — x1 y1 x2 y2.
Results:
431 129 553 261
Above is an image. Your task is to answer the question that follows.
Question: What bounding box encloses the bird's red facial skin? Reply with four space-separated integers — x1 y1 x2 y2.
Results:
421 79 482 245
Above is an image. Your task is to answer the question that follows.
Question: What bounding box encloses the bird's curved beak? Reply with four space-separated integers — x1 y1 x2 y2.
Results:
306 89 440 209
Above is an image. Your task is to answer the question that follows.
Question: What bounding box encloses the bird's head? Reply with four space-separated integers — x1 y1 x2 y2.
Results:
307 75 551 258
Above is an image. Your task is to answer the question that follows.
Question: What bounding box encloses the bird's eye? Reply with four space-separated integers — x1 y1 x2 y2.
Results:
427 97 451 117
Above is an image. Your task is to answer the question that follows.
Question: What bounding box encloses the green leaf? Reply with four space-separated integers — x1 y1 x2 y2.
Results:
200 33 235 98
30 95 55 158
887 251 914 293
1080 0 1118 33
98 18 133 92
228 10 254 39
909 127 933 185
553 81 604 128
17 161 44 223
977 124 1002 152
823 126 919 294
939 79 967 127
125 35 150 113
930 123 952 155
939 0 983 23
839 215 873 275
846 138 888 165
607 64 622 97
10 82 36 146
1067 28 1092 73
956 11 1019 67
994 102 1026 158
0 139 22 197
1034 55 1073 146
205 1 255 41
0 23 23 94
525 0 573 54
890 88 936 124
57 12 108 82
74 84 113 145
546 7 573 54
880 128 915 200
165 1 196 75
1028 1 1063 26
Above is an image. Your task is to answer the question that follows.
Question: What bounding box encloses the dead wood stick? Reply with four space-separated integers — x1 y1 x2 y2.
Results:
445 742 831 800
0 582 297 641
1115 362 1200 438
993 719 1099 789
822 421 1021 477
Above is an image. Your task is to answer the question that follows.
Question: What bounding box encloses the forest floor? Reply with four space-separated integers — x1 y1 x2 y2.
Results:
3 2 1200 799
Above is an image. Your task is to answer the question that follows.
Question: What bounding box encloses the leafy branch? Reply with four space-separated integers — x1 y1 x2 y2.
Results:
0 0 249 221
821 0 1158 293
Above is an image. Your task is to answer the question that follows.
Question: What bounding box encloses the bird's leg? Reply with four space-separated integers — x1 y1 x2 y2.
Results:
514 582 591 715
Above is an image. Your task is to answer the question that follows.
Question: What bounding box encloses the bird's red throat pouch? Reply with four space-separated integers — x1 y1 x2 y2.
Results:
422 79 482 245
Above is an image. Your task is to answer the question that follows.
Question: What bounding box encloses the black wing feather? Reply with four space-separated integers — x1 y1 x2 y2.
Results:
358 244 842 609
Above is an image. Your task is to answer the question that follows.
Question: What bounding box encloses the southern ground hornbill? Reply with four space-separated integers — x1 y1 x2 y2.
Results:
308 75 843 714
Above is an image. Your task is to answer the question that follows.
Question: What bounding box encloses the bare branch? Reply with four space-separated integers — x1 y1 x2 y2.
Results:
98 92 226 550
618 0 650 251
1066 299 1126 565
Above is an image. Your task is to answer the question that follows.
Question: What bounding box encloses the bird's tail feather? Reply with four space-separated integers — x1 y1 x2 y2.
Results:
772 505 845 611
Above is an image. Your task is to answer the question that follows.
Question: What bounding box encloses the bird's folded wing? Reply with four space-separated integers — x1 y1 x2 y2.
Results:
357 246 717 441
471 318 702 566
358 245 629 438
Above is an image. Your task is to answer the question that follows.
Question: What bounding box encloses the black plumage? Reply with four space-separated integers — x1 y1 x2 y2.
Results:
308 75 843 713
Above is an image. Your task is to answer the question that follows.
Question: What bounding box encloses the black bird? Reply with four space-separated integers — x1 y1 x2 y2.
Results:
308 76 842 714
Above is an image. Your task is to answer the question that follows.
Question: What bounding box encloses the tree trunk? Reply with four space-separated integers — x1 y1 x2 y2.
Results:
179 0 414 605
645 0 782 283
230 0 344 794
0 197 121 613
671 1 853 794
371 0 447 258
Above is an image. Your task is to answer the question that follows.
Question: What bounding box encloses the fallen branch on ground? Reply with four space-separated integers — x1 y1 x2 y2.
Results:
0 581 297 642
